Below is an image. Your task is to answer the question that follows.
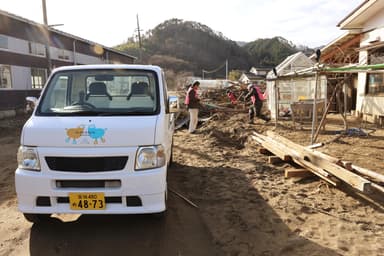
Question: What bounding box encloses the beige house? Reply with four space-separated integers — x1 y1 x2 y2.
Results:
336 0 384 124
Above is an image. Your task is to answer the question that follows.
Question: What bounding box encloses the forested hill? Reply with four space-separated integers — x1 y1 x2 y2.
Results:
245 37 300 67
115 19 314 78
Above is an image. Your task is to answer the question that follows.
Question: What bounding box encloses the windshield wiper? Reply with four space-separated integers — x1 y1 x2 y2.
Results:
97 111 154 116
50 110 100 116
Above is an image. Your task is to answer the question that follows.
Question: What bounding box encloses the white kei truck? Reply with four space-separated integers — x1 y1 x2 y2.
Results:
15 64 178 223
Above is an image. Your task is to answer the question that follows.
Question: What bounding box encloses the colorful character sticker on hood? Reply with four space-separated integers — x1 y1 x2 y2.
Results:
88 124 106 144
65 124 107 144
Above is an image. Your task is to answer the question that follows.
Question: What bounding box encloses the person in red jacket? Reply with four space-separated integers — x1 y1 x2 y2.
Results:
244 83 270 124
184 81 201 133
226 89 238 105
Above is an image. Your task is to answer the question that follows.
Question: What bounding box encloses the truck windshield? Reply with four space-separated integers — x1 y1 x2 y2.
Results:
36 69 159 116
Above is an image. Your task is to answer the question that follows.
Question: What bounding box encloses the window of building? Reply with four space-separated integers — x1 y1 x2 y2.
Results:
0 35 8 49
58 49 70 60
29 42 46 56
366 73 384 94
0 65 12 89
366 46 384 94
0 66 11 88
31 68 47 89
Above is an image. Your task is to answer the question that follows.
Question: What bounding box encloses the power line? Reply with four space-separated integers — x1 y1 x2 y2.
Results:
202 60 228 80
202 61 226 74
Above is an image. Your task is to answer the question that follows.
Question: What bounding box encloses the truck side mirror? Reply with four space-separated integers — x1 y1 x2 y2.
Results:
26 96 38 112
168 95 179 113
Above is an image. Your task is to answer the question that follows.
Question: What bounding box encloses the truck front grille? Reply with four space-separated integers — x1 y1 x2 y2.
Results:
57 197 122 204
56 180 121 188
45 156 128 172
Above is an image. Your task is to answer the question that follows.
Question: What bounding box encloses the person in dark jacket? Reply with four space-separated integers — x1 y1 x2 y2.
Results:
184 81 201 133
244 83 270 124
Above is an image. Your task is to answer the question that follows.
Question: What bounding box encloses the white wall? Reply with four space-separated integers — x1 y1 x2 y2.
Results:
364 14 384 32
11 66 31 90
355 24 384 117
50 47 73 63
2 33 105 66
8 36 29 54
76 52 104 64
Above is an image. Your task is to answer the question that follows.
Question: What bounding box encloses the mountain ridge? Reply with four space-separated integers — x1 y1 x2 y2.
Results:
115 19 316 78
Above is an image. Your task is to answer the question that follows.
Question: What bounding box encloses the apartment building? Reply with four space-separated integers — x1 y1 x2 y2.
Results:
0 9 136 117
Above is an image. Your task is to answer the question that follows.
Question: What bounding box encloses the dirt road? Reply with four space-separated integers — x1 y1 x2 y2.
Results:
1 113 384 256
0 116 219 256
1 195 218 256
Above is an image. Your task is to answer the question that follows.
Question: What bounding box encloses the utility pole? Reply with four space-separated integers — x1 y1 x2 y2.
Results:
42 0 52 73
225 59 228 80
136 14 142 48
136 14 143 62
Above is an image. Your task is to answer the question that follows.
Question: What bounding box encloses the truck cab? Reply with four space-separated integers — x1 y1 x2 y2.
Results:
15 64 177 223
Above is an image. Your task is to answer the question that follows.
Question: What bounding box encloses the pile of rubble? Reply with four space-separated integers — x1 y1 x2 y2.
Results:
174 82 270 128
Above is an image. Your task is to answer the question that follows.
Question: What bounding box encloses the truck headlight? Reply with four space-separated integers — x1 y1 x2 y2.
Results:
135 145 166 170
17 146 41 171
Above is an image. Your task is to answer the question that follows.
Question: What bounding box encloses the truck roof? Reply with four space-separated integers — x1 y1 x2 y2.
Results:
52 64 162 73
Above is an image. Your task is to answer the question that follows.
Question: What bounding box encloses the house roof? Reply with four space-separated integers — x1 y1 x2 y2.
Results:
0 8 136 60
337 0 384 30
250 67 271 72
267 52 314 78
310 32 361 66
314 0 384 67
240 72 265 81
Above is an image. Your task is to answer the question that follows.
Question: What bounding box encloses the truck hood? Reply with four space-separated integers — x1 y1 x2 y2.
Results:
21 116 158 147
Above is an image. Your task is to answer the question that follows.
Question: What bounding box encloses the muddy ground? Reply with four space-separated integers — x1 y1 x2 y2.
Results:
1 113 384 256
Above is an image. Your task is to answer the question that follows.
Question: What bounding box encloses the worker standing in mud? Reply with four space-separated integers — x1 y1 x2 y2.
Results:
185 81 201 133
244 82 270 124
226 89 238 105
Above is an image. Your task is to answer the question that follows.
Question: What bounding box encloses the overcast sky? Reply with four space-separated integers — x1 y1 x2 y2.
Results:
1 0 363 48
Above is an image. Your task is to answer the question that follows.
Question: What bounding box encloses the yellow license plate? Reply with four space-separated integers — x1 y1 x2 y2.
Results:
69 192 106 210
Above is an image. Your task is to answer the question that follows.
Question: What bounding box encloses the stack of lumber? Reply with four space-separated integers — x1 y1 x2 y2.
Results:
252 131 384 194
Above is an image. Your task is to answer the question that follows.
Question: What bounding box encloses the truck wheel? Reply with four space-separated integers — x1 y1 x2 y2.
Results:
168 142 174 167
152 210 167 219
152 190 167 219
23 213 50 223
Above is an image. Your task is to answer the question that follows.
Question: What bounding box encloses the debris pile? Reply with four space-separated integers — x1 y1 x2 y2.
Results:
253 130 384 196
174 82 270 128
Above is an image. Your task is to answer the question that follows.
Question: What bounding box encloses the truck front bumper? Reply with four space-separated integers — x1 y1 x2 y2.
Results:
15 167 167 214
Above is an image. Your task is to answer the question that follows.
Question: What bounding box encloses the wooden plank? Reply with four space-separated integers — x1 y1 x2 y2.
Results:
252 132 338 186
266 130 342 165
259 147 271 154
308 149 344 167
348 163 384 183
372 183 384 193
285 168 313 178
251 135 292 161
307 142 324 149
342 161 353 171
291 158 339 186
312 160 370 192
268 156 283 164
169 188 198 208
264 131 371 193
321 34 362 62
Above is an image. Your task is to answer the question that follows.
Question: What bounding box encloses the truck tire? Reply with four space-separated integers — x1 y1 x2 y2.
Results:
23 213 50 223
152 190 168 219
168 141 174 167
